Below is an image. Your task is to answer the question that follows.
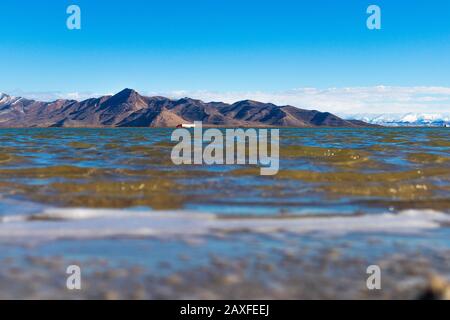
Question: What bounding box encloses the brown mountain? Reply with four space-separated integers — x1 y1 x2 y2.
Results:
0 89 371 127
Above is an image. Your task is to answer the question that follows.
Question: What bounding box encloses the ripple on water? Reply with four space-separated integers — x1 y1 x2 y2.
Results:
0 127 447 215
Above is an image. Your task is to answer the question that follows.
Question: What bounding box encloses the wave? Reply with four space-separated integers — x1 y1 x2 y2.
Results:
0 207 449 243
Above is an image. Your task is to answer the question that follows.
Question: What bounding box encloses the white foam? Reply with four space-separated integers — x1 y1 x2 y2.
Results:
0 208 448 243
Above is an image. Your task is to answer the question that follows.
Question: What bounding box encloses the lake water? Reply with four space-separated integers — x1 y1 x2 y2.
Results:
0 127 449 299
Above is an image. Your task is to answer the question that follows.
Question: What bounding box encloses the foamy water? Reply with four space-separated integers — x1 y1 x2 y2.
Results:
0 207 449 243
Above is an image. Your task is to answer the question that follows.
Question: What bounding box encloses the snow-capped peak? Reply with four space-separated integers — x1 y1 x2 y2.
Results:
401 113 418 123
0 93 25 108
345 112 450 126
0 93 11 105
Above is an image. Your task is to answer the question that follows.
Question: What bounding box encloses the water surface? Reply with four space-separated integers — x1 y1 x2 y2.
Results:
0 128 449 299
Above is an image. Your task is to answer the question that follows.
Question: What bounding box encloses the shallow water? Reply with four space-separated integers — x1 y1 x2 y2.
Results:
0 127 449 299
0 127 449 215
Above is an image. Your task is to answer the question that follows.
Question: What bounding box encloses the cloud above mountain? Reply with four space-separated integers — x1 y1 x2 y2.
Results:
6 90 109 102
7 86 450 115
157 86 450 115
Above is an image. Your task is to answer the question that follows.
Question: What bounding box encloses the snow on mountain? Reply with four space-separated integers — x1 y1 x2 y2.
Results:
0 93 10 105
0 93 22 106
345 112 450 127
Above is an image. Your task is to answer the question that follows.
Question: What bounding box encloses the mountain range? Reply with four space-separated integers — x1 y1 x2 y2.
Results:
0 89 371 128
346 113 450 127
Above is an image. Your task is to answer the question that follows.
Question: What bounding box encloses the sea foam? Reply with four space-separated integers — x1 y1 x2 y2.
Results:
0 208 448 243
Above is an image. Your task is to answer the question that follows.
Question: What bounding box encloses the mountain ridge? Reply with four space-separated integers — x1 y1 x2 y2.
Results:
0 89 374 128
346 112 450 127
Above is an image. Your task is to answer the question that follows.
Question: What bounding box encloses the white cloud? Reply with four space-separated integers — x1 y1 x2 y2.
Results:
152 86 450 115
6 90 104 102
6 86 450 115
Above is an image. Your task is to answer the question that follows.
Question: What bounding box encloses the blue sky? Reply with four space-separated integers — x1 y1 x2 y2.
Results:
1 0 450 113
